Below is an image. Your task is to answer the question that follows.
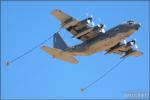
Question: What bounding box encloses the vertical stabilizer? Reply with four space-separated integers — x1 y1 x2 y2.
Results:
53 32 68 50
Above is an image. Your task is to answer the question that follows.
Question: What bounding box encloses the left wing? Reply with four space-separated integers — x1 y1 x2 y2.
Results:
52 9 79 27
52 9 101 41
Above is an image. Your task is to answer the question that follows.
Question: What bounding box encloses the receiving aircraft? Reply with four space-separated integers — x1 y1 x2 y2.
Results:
41 9 143 64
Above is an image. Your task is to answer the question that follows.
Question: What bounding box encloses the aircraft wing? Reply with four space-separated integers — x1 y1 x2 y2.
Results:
110 48 143 58
52 9 77 24
129 50 143 56
52 9 100 41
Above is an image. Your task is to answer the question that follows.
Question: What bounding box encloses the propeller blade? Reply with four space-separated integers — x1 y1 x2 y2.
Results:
97 17 106 28
123 40 127 44
86 13 93 18
97 24 101 27
101 28 105 33
134 38 137 41
91 21 95 26
134 44 138 49
133 38 139 49
90 15 93 18
103 24 106 28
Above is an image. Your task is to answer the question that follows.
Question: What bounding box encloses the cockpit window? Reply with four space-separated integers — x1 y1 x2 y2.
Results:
126 20 135 25
123 20 136 25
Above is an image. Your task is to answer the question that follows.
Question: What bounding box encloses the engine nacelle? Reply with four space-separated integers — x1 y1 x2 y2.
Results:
126 40 135 46
105 40 136 54
93 24 104 32
73 24 103 38
80 17 92 24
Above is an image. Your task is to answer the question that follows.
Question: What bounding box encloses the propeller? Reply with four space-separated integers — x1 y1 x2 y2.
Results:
129 40 135 45
129 38 138 49
98 18 106 28
101 28 105 33
133 38 138 49
91 21 95 26
86 13 93 19
86 13 97 27
87 20 95 27
86 19 91 24
97 18 106 33
122 38 139 49
86 13 106 33
123 40 127 44
134 44 138 49
85 14 94 26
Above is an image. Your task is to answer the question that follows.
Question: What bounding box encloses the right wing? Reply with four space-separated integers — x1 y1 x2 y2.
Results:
106 42 143 58
113 49 143 58
52 9 101 41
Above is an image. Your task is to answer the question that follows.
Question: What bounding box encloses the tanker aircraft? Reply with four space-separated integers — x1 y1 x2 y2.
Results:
42 9 143 64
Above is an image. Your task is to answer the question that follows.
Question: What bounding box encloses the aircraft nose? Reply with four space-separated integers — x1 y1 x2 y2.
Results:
134 23 141 30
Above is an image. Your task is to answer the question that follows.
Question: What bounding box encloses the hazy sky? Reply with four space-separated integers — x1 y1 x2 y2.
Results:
1 1 149 99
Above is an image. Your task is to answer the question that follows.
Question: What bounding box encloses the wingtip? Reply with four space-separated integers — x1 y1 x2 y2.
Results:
74 61 79 64
72 58 79 64
51 9 61 15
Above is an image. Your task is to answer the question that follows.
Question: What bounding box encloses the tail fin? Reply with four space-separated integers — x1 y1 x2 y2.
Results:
53 32 68 50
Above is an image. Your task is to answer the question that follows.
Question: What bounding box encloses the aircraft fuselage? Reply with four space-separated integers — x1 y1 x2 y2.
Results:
67 23 140 56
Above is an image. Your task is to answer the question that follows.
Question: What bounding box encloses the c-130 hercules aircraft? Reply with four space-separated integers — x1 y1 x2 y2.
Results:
41 9 143 64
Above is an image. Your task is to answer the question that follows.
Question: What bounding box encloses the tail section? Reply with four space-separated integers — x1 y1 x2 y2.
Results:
41 46 78 64
53 32 68 50
41 32 78 64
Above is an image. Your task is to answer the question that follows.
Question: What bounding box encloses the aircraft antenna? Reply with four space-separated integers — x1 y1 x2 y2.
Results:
80 58 126 92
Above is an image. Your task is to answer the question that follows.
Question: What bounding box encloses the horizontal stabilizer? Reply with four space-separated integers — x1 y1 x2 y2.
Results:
41 46 78 64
